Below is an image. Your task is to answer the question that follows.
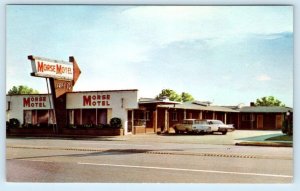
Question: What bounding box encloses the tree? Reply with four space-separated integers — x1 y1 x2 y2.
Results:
181 92 194 102
156 89 182 102
156 89 195 102
255 96 285 106
7 85 39 95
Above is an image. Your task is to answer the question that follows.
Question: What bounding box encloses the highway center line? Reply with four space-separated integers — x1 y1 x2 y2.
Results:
78 162 292 178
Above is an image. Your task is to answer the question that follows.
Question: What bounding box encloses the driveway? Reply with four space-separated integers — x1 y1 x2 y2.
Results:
121 130 284 145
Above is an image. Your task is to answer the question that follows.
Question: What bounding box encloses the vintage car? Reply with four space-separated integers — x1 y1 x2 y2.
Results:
173 119 212 134
207 119 235 134
173 119 233 135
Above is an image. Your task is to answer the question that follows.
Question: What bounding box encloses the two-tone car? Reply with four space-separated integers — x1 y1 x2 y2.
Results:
173 119 212 134
173 119 234 135
207 119 235 134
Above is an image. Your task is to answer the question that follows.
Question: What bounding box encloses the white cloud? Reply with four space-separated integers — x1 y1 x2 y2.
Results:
119 6 293 47
256 74 271 81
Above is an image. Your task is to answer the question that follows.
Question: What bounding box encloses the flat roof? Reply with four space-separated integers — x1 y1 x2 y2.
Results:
139 98 181 105
238 106 293 113
158 102 239 112
67 89 138 94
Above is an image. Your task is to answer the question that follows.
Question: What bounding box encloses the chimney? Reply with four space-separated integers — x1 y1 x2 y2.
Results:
250 102 255 106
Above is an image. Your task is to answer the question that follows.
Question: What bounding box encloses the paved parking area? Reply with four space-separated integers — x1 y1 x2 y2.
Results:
121 130 284 145
7 130 284 146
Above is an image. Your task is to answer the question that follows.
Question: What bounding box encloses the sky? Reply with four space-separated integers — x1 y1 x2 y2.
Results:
6 5 293 107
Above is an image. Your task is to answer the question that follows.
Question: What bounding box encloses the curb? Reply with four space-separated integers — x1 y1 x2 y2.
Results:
7 145 292 160
235 141 292 147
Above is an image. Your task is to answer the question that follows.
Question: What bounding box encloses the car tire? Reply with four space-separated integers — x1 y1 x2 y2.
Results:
222 131 227 135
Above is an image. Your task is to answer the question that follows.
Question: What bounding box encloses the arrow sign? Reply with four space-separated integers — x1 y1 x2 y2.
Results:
69 56 81 86
53 56 81 98
28 55 81 98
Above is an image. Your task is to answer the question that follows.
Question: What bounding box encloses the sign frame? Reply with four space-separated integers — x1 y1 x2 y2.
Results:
28 55 74 81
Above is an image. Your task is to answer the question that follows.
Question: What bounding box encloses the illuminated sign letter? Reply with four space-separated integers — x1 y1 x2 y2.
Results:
23 97 31 107
37 61 44 72
83 95 91 106
56 64 62 74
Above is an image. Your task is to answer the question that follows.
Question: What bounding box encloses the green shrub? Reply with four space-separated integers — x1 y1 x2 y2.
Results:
9 118 20 128
110 117 122 129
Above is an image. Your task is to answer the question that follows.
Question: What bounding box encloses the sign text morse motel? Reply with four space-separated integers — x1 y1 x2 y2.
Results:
29 56 73 81
21 94 112 109
83 94 111 107
23 96 47 108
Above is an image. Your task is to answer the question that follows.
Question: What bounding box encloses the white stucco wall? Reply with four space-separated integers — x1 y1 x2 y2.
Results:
66 89 139 134
6 94 53 123
6 90 139 134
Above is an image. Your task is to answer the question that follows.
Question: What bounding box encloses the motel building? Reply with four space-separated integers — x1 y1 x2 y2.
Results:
6 89 292 137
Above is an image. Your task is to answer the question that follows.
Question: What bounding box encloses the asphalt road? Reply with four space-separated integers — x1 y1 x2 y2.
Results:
6 131 293 183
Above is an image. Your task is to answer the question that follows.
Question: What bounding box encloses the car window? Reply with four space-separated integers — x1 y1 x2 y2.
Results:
195 120 207 124
209 120 223 124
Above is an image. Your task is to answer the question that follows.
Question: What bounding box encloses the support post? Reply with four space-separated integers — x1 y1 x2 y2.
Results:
49 78 67 134
153 109 157 133
132 110 134 134
164 109 169 133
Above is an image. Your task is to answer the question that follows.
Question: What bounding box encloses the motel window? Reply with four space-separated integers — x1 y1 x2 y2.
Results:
23 109 56 127
68 110 74 125
24 110 32 124
37 110 49 125
145 111 150 121
242 114 255 121
97 109 107 124
68 109 108 126
172 112 178 121
137 110 145 120
74 109 81 125
82 109 96 125
31 110 37 125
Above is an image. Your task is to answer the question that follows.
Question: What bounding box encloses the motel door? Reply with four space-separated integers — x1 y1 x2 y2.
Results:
257 115 264 129
275 115 283 129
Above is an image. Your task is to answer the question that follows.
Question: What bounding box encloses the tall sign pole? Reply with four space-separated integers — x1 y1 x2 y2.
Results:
28 55 81 134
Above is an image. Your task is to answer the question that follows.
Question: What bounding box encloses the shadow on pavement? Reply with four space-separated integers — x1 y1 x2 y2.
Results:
7 148 186 161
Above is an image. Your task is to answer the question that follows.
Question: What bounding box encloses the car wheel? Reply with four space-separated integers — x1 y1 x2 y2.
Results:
222 131 227 135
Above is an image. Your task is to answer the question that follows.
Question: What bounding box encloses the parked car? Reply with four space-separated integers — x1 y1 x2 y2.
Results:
173 119 211 134
207 119 235 134
173 119 234 135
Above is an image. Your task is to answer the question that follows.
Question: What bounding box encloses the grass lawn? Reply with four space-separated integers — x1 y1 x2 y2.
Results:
265 135 293 142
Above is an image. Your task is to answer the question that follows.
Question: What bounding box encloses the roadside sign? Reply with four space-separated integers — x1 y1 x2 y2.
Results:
54 79 73 98
28 55 73 81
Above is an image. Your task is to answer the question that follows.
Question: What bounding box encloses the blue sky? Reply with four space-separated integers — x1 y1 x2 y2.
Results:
6 5 293 106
